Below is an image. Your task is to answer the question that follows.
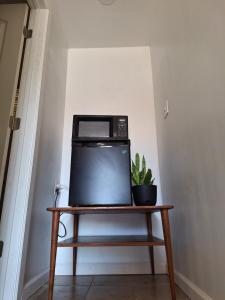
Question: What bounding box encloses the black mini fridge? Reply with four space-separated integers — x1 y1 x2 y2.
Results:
69 141 132 206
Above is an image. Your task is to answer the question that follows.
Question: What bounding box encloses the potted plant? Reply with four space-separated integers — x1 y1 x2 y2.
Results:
131 153 157 206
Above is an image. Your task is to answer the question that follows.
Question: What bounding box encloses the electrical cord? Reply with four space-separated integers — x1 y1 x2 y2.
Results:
54 190 67 238
58 215 67 238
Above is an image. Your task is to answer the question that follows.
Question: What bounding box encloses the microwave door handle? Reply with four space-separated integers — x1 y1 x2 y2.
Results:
85 143 113 148
84 143 101 148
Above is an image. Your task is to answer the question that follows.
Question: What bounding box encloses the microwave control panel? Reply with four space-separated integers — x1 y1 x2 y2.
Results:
114 116 128 139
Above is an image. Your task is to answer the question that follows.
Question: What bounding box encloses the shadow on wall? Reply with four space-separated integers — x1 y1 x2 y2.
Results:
150 0 225 299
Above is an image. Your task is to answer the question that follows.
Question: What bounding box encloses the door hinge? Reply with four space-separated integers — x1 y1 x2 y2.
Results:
9 88 21 131
9 116 21 131
0 241 3 257
23 26 33 39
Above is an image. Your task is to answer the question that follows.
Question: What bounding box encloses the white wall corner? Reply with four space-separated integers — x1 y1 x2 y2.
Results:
22 269 49 300
175 270 213 300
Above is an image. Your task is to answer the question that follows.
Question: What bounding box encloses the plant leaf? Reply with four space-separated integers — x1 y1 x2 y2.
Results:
132 174 139 185
131 160 136 175
132 170 139 185
142 155 146 176
143 169 153 185
135 153 140 172
139 168 145 185
131 153 155 186
131 160 138 185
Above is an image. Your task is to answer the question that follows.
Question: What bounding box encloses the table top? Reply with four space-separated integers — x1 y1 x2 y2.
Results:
47 205 173 214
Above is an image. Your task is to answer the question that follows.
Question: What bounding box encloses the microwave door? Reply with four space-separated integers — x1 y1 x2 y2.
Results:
69 142 132 206
78 121 110 138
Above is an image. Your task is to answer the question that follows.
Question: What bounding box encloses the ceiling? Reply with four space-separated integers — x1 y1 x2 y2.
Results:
51 0 180 48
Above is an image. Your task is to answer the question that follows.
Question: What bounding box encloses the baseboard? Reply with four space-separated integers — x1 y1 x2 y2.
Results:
56 262 167 275
175 270 213 300
22 269 49 300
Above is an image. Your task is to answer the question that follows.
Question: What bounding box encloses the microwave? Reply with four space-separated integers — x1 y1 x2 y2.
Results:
72 115 128 140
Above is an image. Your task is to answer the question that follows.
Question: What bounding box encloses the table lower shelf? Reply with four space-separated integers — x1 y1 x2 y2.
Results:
58 235 165 247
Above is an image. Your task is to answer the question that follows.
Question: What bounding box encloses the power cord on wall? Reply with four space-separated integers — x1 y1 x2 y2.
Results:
54 188 67 238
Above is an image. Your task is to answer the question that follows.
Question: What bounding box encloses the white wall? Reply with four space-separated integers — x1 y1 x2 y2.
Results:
150 0 225 299
57 47 165 275
22 5 68 298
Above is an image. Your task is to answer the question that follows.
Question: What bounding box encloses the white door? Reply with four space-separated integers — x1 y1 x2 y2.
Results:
0 4 29 220
0 6 49 300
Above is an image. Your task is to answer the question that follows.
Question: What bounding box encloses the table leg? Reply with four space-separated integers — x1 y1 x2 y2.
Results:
48 211 60 300
146 213 155 274
161 209 176 300
73 214 79 276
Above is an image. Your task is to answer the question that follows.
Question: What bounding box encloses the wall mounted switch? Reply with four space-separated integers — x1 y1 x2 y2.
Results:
163 100 169 119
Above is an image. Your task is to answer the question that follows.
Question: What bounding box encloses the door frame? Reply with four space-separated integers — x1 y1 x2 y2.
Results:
0 2 49 299
0 2 30 222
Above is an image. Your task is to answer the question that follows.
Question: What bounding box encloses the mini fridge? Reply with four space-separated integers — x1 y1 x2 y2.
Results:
69 140 132 206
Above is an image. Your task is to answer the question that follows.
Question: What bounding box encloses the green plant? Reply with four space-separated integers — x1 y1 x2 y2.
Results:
131 153 155 185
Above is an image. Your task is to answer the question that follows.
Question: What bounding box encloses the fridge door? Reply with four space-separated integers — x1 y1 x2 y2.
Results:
69 142 132 206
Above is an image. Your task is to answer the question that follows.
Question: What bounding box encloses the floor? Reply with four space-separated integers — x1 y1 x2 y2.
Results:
29 275 189 300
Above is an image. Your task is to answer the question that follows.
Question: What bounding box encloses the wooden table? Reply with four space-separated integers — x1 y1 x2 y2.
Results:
47 205 176 300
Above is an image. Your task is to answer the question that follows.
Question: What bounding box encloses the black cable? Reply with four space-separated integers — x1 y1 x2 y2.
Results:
58 217 67 238
54 189 67 238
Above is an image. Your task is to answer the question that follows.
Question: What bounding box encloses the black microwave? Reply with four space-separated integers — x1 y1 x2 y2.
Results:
72 115 128 140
